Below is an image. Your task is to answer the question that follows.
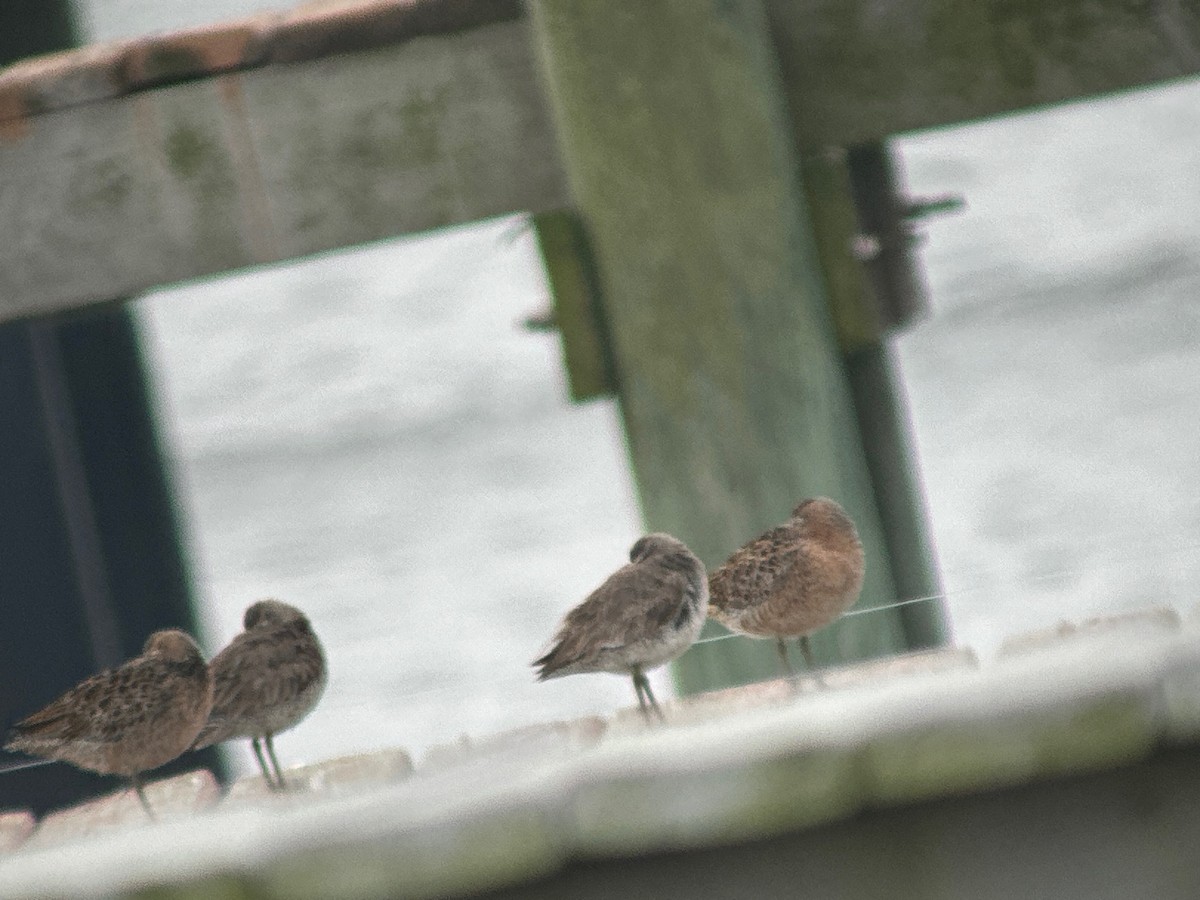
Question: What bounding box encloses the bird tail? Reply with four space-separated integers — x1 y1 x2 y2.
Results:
6 704 74 743
531 644 567 681
189 725 215 752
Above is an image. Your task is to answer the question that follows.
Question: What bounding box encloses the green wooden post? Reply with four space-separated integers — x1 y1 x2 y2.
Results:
528 0 942 693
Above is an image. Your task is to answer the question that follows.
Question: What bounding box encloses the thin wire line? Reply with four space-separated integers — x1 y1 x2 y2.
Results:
401 535 1200 703
0 757 54 775
386 531 1200 707
844 593 944 617
688 537 1200 649
692 592 946 646
508 533 1200 644
375 592 952 705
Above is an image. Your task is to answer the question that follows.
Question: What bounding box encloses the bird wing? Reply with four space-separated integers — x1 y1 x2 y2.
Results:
708 521 798 614
535 562 691 677
201 625 323 731
7 662 146 746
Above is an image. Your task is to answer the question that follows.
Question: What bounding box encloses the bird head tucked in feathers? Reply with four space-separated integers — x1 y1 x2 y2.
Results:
243 598 309 630
629 533 692 563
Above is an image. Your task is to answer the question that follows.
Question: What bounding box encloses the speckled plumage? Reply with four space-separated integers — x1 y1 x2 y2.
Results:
4 629 213 814
708 497 865 677
193 599 326 789
534 533 708 721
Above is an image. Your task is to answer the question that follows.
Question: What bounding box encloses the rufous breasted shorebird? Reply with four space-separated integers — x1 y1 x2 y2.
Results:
5 629 213 817
708 497 864 681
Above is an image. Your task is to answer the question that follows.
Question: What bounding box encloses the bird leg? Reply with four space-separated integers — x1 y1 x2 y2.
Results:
797 635 826 688
130 774 156 821
775 637 796 677
265 734 289 791
251 737 281 791
631 667 666 724
631 669 648 715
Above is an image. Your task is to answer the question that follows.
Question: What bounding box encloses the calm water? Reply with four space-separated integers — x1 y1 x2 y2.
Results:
81 2 1200 771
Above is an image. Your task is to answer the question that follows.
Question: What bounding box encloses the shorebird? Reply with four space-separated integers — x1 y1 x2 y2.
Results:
192 599 327 790
4 629 213 817
533 533 708 722
708 497 865 681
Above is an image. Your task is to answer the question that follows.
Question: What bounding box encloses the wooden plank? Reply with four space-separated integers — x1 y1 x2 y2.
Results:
767 0 1200 149
527 0 917 694
240 23 568 260
4 0 1196 323
0 19 568 322
0 98 177 320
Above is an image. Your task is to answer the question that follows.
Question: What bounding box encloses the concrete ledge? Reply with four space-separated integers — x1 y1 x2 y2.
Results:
26 769 219 850
263 798 563 900
998 606 1182 657
0 812 35 855
422 718 608 772
568 743 860 856
0 608 1196 899
476 746 1200 900
225 747 415 802
665 645 978 727
1160 640 1200 743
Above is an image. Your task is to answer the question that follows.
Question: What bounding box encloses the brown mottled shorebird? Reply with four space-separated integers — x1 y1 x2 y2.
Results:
192 599 327 790
533 533 708 722
708 497 865 681
4 629 213 817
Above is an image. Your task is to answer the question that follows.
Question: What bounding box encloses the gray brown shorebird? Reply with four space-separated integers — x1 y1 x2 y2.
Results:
533 533 708 722
4 629 213 817
192 599 327 790
708 497 865 681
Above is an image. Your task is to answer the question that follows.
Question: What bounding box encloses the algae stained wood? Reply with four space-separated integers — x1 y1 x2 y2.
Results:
528 0 916 691
0 20 567 324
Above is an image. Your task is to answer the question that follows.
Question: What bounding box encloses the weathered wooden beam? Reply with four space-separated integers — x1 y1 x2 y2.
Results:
0 16 568 323
527 0 924 693
767 0 1200 150
3 0 1196 325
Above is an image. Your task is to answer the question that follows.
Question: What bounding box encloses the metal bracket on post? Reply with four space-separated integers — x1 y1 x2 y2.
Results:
527 209 617 403
846 142 963 335
803 143 964 352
